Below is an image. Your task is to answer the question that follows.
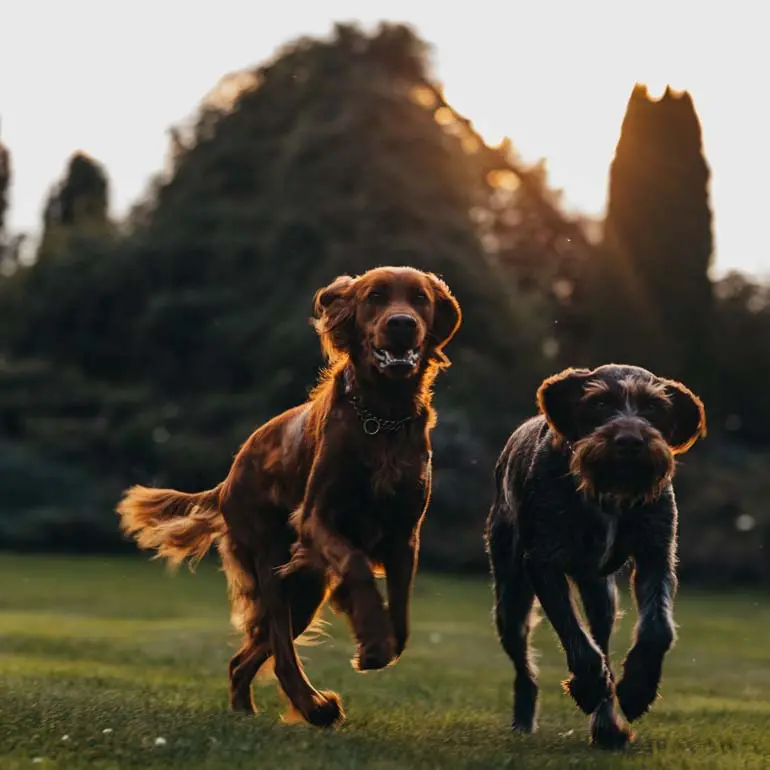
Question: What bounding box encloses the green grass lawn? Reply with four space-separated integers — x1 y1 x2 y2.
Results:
0 555 768 769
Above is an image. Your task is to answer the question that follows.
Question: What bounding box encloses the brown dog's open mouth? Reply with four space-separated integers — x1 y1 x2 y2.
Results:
373 347 421 370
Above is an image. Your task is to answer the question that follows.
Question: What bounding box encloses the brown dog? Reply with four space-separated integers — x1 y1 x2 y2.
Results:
117 266 461 727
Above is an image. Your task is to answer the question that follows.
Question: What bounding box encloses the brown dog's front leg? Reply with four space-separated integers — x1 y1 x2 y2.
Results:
314 525 396 671
287 452 395 671
382 536 418 660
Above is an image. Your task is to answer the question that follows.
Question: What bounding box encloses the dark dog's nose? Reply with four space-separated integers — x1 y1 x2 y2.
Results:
387 314 417 333
614 432 645 454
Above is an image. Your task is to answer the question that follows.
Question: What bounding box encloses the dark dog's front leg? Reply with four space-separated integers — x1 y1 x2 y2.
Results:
527 562 613 715
575 576 618 660
575 575 633 749
382 536 418 660
616 551 677 722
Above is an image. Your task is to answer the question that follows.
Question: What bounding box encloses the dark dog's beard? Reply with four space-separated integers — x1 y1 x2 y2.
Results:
570 434 674 504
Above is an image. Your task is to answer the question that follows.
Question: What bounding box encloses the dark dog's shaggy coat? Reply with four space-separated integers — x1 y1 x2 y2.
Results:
486 364 706 749
117 266 461 727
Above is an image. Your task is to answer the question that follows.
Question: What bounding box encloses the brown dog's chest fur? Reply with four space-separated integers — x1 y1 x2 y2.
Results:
221 365 432 561
300 398 432 561
329 423 431 556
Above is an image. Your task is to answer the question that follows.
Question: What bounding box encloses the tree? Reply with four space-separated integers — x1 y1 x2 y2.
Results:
37 151 111 262
0 130 11 274
587 84 715 392
713 272 770 444
0 132 9 233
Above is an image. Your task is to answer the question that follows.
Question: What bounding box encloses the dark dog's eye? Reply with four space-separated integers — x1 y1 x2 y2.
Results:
637 399 662 421
367 290 384 303
415 290 429 303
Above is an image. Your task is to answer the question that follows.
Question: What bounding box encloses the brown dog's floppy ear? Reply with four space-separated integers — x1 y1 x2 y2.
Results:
536 367 593 443
312 275 356 361
661 379 707 454
313 275 354 315
428 274 461 365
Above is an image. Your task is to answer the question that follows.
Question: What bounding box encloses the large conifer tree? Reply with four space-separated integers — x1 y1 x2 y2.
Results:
590 84 714 390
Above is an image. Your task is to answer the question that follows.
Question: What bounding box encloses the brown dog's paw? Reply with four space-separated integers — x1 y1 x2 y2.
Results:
282 691 346 728
589 701 635 750
229 690 257 715
275 544 319 579
306 690 346 728
351 636 396 672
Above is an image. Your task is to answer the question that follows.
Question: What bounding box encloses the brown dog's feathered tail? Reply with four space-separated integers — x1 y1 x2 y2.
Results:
117 483 226 569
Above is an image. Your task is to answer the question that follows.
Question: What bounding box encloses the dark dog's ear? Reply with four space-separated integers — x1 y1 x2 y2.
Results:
312 275 356 361
661 379 706 454
536 367 593 443
428 274 461 366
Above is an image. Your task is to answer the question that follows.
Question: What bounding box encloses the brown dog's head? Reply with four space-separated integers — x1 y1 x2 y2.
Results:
537 364 706 502
312 266 461 379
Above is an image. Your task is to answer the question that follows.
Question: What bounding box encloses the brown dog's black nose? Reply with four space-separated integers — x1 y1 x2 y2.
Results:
386 313 418 347
387 314 417 332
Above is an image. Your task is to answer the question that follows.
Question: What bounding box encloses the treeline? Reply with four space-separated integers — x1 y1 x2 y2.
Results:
0 23 767 583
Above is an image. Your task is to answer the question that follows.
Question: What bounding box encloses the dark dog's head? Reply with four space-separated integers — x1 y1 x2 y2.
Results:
312 266 461 380
537 364 706 502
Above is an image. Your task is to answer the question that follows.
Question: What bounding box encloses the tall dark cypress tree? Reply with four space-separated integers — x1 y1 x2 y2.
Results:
38 152 110 261
0 133 9 234
0 131 14 276
588 84 714 392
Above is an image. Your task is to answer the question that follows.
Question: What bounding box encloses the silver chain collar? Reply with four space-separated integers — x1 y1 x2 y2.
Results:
343 367 417 436
347 393 415 436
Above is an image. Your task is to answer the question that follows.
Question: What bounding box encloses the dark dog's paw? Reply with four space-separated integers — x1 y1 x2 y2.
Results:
511 718 537 734
392 634 407 660
306 690 346 728
563 664 613 715
616 674 659 722
352 636 396 672
512 678 539 733
590 701 634 750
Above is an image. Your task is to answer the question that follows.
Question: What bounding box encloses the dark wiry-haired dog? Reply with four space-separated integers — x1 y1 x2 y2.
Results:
117 266 461 728
486 364 706 749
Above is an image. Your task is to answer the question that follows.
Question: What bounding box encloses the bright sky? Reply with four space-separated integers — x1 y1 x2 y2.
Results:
2 1 768 278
